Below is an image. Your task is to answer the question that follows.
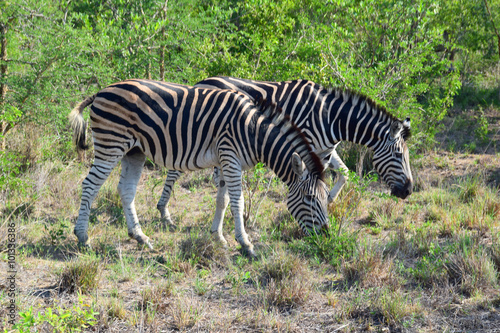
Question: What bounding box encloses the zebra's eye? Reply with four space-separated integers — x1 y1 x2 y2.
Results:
304 195 313 203
395 152 403 159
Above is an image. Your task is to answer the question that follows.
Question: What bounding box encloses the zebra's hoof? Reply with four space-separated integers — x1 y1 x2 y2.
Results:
74 229 89 245
210 231 228 248
135 234 153 250
242 247 257 259
161 217 177 232
77 242 92 252
138 240 154 250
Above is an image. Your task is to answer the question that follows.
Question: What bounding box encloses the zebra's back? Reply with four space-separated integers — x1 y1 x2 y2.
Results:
90 79 254 171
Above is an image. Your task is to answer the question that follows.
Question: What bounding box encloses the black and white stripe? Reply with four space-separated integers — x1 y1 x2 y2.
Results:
157 77 413 234
69 79 328 255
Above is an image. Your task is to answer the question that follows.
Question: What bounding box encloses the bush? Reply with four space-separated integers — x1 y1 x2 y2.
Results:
12 298 98 333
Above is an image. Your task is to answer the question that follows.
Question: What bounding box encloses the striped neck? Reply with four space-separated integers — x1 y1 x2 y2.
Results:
323 88 394 151
248 104 323 185
256 126 300 185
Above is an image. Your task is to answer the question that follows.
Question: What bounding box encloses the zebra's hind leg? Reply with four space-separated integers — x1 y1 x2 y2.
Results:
157 170 183 231
210 169 229 247
118 148 152 249
74 159 120 247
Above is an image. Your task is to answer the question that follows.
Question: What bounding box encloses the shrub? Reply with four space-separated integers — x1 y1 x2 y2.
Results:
12 298 98 333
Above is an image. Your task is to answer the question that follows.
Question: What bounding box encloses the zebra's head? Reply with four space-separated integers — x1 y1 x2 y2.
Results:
372 117 413 199
287 153 330 235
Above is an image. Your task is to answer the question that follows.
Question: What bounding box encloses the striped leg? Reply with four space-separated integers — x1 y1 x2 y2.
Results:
327 149 349 202
157 170 183 231
220 159 255 257
74 159 119 247
118 149 152 249
210 169 229 246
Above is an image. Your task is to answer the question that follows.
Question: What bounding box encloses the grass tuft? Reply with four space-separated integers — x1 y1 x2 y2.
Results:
138 281 174 314
168 296 204 330
445 243 498 296
457 174 483 203
58 256 101 294
180 231 229 268
264 275 311 310
271 211 304 242
259 249 306 284
376 288 421 326
259 250 311 309
106 298 127 321
342 246 400 288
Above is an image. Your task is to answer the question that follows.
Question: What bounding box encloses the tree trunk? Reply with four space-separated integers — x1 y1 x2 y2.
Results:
159 44 165 81
0 23 9 150
483 0 500 58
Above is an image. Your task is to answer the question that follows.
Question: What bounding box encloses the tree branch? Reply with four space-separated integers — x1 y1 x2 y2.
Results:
483 0 500 58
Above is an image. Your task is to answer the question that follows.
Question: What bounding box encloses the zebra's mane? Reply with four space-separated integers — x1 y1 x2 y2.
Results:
319 83 412 140
255 98 325 180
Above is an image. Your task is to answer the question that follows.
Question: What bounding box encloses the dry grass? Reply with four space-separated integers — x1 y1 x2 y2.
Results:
259 250 312 309
2 145 500 332
342 246 401 289
138 281 174 314
105 298 127 321
168 295 205 331
58 255 101 294
179 231 229 268
271 211 305 242
264 275 311 309
259 249 306 284
445 240 498 297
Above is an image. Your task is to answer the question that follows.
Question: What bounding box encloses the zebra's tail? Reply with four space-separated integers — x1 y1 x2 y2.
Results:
68 95 96 151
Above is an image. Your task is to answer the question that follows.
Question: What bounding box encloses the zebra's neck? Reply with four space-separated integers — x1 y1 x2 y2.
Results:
196 77 395 154
228 78 394 152
248 109 320 185
321 87 393 152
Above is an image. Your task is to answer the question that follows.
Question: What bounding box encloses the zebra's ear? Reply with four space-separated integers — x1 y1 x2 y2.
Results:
403 117 411 129
402 117 411 140
390 121 403 139
292 152 306 177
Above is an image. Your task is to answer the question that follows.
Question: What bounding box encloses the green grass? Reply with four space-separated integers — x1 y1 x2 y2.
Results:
1 147 500 332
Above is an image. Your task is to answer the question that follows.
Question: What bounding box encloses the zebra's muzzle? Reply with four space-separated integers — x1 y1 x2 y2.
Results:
391 179 413 199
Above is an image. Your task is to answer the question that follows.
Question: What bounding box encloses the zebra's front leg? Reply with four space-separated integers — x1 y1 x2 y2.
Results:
327 150 349 203
74 159 119 247
210 169 229 247
221 163 255 257
118 150 152 249
157 170 183 231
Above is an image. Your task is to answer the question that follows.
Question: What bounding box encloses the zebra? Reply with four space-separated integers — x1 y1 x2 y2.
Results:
157 77 413 237
69 79 329 257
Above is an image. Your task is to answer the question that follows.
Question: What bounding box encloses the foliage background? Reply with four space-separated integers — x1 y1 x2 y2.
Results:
1 0 499 188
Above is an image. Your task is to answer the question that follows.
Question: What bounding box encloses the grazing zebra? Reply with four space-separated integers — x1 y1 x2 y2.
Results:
157 77 413 235
69 79 329 256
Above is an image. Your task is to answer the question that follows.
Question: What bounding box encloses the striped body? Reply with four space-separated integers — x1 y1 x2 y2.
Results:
69 79 328 255
196 77 413 195
157 77 413 237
